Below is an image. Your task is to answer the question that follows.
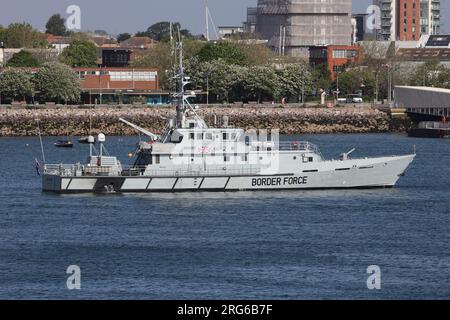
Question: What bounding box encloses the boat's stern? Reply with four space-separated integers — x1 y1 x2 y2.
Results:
42 173 63 192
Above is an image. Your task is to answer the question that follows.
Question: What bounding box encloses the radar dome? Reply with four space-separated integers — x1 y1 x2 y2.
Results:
98 133 106 143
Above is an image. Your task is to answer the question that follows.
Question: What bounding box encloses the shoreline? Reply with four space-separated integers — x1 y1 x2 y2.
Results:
0 105 409 137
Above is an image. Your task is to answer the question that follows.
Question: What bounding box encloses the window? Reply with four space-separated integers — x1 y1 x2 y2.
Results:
224 155 230 162
190 133 195 140
205 133 213 140
332 49 346 59
223 133 229 140
155 155 160 164
197 133 203 140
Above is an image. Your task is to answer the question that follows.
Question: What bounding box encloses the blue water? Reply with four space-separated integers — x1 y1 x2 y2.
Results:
0 134 449 300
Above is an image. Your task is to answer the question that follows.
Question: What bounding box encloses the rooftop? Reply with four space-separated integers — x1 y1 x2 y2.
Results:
395 86 450 94
396 48 450 61
118 36 156 49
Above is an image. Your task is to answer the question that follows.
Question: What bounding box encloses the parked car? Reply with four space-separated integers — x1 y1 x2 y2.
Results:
346 94 363 103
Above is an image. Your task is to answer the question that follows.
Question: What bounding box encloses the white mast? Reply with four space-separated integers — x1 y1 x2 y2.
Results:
205 0 210 41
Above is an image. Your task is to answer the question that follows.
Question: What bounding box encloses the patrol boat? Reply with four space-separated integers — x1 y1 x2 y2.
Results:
42 43 416 193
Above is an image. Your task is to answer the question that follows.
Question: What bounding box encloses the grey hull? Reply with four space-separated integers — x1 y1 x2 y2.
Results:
43 155 415 193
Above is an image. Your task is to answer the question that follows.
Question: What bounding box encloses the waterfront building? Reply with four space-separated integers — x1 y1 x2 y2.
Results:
255 0 353 57
218 26 244 39
243 7 258 34
309 45 360 80
352 14 369 43
101 37 156 68
73 67 169 105
375 0 441 41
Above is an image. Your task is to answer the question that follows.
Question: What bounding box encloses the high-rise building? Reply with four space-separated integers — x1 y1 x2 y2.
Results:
375 0 440 41
255 0 353 57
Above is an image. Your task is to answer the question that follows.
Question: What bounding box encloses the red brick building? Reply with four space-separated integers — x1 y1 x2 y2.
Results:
73 68 170 104
309 45 360 80
397 0 421 41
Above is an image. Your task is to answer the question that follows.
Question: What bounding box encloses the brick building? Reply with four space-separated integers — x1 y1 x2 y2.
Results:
309 45 360 80
73 68 170 105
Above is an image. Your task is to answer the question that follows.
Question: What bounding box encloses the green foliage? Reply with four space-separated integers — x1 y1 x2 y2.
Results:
186 58 313 103
241 66 280 102
409 59 450 88
117 33 131 43
0 68 34 101
311 64 332 94
33 62 81 103
331 69 375 97
0 23 48 48
59 40 98 67
130 39 205 90
137 22 192 42
198 42 248 66
6 50 40 67
45 14 67 36
276 63 312 100
130 42 173 89
235 43 273 66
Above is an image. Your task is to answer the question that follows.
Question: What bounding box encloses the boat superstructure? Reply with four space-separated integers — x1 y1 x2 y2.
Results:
42 42 416 193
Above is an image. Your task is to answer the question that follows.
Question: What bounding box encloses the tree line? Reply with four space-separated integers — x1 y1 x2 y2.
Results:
0 62 81 104
2 15 450 105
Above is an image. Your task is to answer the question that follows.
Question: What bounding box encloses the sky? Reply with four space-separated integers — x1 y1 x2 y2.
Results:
0 0 448 35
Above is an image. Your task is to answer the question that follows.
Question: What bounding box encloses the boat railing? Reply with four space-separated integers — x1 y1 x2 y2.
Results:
275 141 320 153
44 164 263 177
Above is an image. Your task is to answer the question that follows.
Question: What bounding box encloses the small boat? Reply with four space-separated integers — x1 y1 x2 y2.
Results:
55 140 74 148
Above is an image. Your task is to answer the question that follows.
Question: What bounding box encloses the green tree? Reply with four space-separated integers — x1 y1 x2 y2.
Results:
198 41 248 66
276 63 312 102
130 42 173 89
0 23 48 48
311 63 332 95
6 50 40 67
331 69 375 98
235 43 273 66
34 62 81 103
409 59 450 88
0 68 34 101
117 33 131 42
241 66 279 103
45 14 67 36
59 40 98 67
185 58 245 102
137 22 192 42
